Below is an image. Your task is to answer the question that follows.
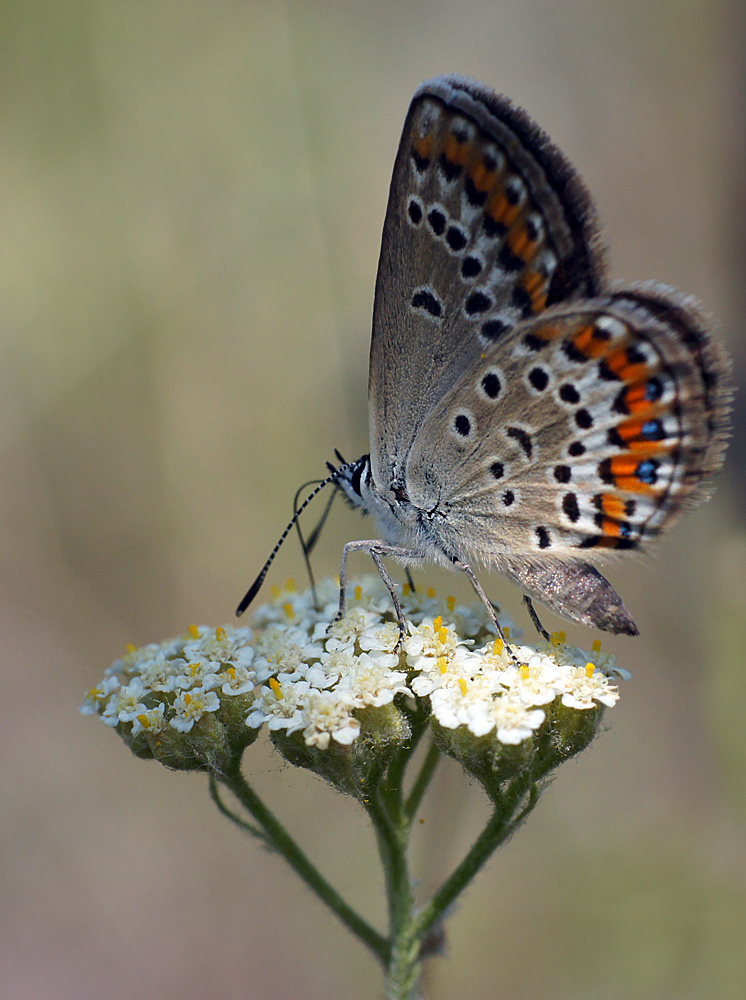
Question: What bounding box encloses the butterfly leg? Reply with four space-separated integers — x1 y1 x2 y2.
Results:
332 540 413 649
451 559 521 665
522 595 551 642
368 547 409 648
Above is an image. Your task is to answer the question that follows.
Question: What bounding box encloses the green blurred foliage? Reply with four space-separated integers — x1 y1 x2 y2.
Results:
1 1 743 998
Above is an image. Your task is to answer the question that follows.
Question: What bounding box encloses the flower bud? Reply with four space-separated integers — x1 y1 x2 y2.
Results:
271 702 411 798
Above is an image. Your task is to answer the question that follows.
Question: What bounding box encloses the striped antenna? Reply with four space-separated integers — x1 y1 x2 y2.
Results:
235 465 350 616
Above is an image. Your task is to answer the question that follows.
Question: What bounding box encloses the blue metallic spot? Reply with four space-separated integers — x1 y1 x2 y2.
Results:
636 458 659 484
645 377 663 402
642 419 664 440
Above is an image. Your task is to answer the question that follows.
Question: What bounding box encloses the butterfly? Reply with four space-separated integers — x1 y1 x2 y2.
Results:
325 74 731 643
239 75 731 648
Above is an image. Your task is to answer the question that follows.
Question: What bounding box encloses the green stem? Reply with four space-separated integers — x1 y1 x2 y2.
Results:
404 740 440 823
365 786 422 1000
208 774 269 844
414 778 540 942
365 789 409 929
217 761 389 965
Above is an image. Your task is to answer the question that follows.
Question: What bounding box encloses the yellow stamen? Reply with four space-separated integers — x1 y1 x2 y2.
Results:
585 662 596 678
458 678 468 696
427 587 436 599
550 630 566 646
188 661 200 676
126 642 137 654
225 667 236 680
520 663 530 680
215 626 227 641
271 585 280 599
437 655 448 675
354 585 363 601
432 616 443 632
136 713 150 729
446 595 456 611
438 627 448 644
269 677 283 699
283 602 294 618
184 692 193 706
503 627 511 640
285 578 295 592
592 639 602 654
493 638 504 656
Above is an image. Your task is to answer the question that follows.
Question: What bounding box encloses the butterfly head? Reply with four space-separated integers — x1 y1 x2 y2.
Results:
328 452 373 512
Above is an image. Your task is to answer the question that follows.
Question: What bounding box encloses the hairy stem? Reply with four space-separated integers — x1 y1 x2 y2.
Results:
415 778 540 942
217 761 389 964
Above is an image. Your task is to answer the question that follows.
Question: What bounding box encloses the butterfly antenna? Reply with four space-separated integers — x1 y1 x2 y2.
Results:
292 478 326 609
236 466 350 617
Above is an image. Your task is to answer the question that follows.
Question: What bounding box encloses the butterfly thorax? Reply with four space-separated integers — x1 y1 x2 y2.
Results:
335 453 465 568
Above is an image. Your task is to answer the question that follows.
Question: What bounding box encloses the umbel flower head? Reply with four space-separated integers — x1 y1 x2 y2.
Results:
82 577 626 797
81 623 259 772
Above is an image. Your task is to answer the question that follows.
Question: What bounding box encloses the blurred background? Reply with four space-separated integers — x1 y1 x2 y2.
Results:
2 1 745 997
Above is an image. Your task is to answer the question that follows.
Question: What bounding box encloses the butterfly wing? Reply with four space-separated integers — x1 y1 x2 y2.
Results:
402 285 731 629
369 74 607 496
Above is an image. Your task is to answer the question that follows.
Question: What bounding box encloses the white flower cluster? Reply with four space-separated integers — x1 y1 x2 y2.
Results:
83 577 624 752
81 624 256 736
407 622 621 744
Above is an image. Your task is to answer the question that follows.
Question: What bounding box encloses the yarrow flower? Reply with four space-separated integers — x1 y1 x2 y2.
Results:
81 623 259 771
81 575 630 997
83 577 625 794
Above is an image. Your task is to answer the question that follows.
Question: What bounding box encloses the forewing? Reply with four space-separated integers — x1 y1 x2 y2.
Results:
369 74 607 492
404 284 731 563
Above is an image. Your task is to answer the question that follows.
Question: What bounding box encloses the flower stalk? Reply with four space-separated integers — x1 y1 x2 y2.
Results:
213 763 389 964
